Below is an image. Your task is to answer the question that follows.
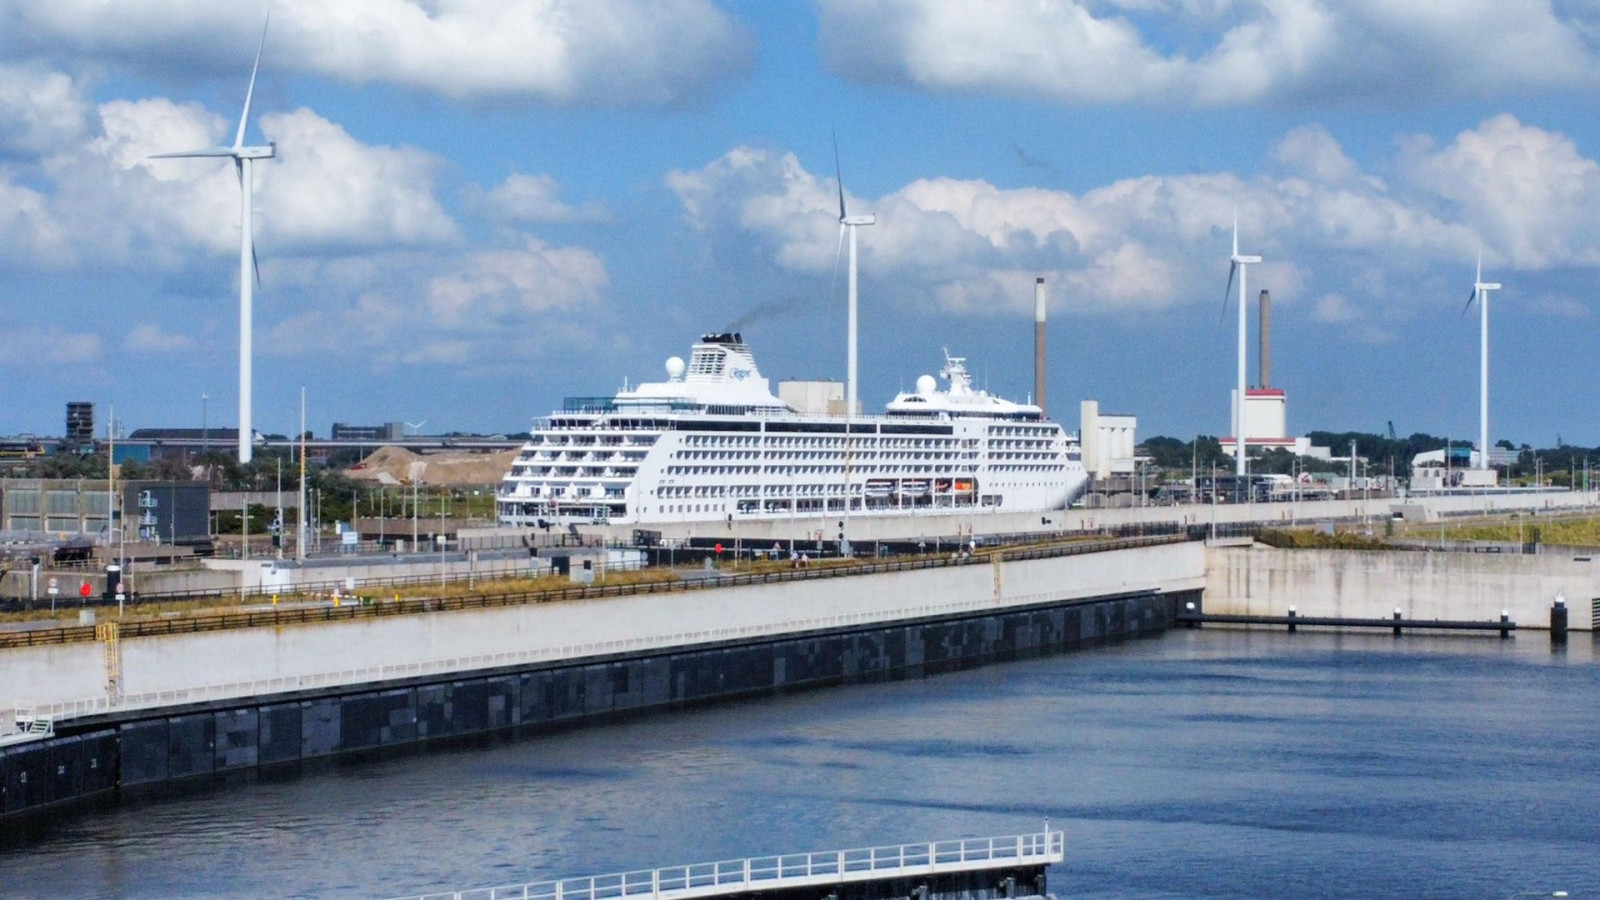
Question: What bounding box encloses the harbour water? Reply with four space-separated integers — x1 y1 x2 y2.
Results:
2 630 1596 900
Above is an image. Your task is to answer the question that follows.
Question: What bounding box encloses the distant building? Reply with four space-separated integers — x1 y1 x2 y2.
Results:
127 427 251 461
331 422 405 441
65 401 95 453
1079 400 1137 479
122 481 211 544
778 380 850 416
1410 447 1516 490
0 478 112 535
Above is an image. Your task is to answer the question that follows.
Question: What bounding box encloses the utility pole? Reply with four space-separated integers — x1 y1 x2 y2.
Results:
297 387 307 561
107 404 116 559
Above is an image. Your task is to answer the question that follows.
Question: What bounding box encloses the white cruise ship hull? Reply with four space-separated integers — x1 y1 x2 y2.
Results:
496 333 1088 527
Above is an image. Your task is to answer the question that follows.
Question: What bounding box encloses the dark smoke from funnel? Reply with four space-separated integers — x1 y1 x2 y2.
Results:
725 295 806 333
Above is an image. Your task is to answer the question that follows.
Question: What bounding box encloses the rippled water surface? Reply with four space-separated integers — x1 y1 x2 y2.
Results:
3 630 1595 900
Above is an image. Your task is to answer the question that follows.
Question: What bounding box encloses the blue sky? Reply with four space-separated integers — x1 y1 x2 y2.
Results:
2 0 1598 447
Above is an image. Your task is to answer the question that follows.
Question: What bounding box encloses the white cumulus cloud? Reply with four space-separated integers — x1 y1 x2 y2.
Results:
5 92 459 270
818 0 1600 106
260 236 610 369
0 0 752 105
0 325 101 364
123 323 194 353
667 115 1600 322
0 62 88 156
471 173 607 224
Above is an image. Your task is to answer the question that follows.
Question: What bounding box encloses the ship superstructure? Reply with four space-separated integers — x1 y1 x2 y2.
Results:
496 333 1087 526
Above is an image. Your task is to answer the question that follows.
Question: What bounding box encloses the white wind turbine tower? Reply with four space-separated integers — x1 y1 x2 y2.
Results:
1463 253 1501 472
832 137 876 419
151 14 276 464
829 137 874 557
1219 211 1261 478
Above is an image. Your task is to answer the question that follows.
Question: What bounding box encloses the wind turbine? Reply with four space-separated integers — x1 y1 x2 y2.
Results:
1462 253 1500 472
1219 211 1261 478
832 137 875 419
151 14 275 464
829 137 874 558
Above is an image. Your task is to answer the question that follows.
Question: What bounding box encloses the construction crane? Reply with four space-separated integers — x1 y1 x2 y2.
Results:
1387 420 1397 441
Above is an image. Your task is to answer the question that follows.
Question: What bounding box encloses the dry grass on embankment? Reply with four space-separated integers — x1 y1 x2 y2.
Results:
1400 513 1600 546
1254 529 1404 551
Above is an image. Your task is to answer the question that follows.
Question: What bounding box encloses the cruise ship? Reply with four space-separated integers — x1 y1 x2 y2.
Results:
496 333 1089 526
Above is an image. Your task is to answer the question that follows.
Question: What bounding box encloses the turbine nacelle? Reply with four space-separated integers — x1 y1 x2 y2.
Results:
842 214 876 227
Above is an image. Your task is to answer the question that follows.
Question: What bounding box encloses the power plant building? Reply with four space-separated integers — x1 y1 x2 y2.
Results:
1079 400 1137 479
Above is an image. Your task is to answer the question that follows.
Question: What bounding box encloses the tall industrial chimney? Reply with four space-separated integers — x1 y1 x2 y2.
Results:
1034 277 1047 416
1258 289 1271 389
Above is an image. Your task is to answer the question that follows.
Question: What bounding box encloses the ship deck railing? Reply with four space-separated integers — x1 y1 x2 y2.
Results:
384 831 1064 900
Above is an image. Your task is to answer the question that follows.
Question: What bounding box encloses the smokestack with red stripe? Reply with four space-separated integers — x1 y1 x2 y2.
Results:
1258 289 1271 389
1034 277 1047 417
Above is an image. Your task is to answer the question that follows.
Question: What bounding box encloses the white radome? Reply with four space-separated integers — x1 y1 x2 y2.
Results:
665 356 686 380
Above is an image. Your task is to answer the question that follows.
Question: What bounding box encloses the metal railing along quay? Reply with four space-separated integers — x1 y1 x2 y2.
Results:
0 534 1185 651
384 831 1065 900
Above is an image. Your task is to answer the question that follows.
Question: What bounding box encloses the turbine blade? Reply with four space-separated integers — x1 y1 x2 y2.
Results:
235 10 270 148
1461 286 1476 317
832 131 846 221
1219 261 1236 325
150 148 235 159
252 241 262 288
1232 208 1239 257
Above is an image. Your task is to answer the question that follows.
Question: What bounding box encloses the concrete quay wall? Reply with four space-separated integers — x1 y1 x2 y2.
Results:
1206 546 1598 631
0 547 1201 818
4 542 1205 717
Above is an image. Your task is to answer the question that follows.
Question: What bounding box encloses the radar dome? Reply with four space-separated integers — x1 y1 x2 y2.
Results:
916 374 937 395
665 356 686 380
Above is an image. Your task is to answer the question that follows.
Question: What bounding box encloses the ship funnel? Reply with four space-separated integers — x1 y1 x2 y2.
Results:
1258 289 1271 389
1034 277 1047 416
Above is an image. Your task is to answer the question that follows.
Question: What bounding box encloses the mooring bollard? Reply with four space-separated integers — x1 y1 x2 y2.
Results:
1500 609 1511 639
1287 605 1297 634
1551 594 1569 644
1392 607 1403 637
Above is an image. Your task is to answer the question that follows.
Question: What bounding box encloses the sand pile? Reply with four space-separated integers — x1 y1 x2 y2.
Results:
346 446 518 486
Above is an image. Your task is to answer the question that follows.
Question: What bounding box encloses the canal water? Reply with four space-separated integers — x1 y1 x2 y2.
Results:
2 630 1595 900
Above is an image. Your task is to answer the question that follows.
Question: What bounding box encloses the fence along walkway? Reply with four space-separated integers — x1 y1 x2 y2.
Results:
386 831 1065 900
